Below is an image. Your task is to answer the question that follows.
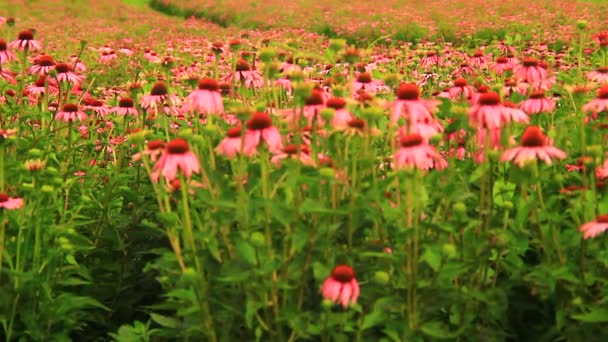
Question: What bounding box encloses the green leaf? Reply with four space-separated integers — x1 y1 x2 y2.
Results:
236 238 258 265
422 247 441 271
150 313 180 328
572 308 608 323
492 180 516 207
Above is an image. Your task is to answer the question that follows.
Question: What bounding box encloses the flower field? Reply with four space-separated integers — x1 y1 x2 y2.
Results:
2 0 608 340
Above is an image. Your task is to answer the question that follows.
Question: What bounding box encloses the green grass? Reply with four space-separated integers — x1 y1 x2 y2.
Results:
121 0 148 6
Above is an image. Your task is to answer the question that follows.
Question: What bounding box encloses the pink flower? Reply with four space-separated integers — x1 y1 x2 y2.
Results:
55 63 83 85
132 140 165 162
582 85 608 114
151 138 200 182
271 145 315 167
54 104 87 122
113 98 138 116
391 83 440 126
519 91 555 114
580 214 608 240
515 58 547 89
490 56 515 74
181 78 224 115
502 101 530 124
326 98 354 129
420 51 441 69
221 59 264 88
140 81 180 110
25 77 58 97
501 126 567 167
586 67 608 84
0 193 24 210
0 39 15 64
215 126 244 159
321 265 360 308
28 54 55 75
448 78 475 100
244 112 283 154
468 50 490 69
283 89 326 128
9 30 42 51
394 133 447 171
352 72 387 95
468 92 509 129
596 159 608 180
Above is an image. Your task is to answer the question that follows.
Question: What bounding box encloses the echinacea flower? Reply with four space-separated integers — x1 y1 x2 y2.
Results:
244 112 283 154
586 67 608 84
352 72 386 95
181 78 224 115
582 85 608 114
327 97 354 129
54 103 87 122
113 98 138 116
580 214 608 239
519 91 555 114
221 59 264 88
132 139 165 162
151 138 200 182
270 144 315 167
55 63 83 85
0 39 15 64
9 30 42 51
140 81 180 110
515 58 547 89
490 56 515 75
448 78 475 100
468 92 509 129
215 126 244 159
394 133 447 171
0 193 24 210
321 265 360 309
28 54 55 75
501 126 566 167
391 83 440 126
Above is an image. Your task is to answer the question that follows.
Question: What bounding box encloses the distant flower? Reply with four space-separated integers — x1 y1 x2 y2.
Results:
216 126 244 159
321 265 360 309
468 50 490 69
352 72 387 95
448 78 475 100
221 59 264 88
151 138 200 182
54 104 87 122
515 58 547 89
132 139 165 162
519 91 555 114
582 85 608 114
0 39 15 64
28 54 55 75
271 144 315 167
327 97 354 129
0 193 24 210
501 126 566 167
580 215 608 240
113 98 138 116
394 133 447 171
181 78 224 115
55 63 83 85
9 30 42 51
490 56 515 74
587 67 608 84
140 81 180 110
391 83 440 126
244 112 283 154
468 92 509 129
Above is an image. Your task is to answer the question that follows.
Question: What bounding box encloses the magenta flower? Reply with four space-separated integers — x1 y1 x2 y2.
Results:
321 265 360 309
519 91 555 114
244 112 283 154
215 126 244 159
394 133 447 171
0 39 15 64
140 81 180 110
151 138 200 182
468 92 509 129
515 58 547 89
586 67 608 84
132 140 165 162
55 104 87 122
448 78 475 100
490 56 515 75
28 54 55 76
582 85 608 114
113 98 138 116
55 63 83 85
326 97 354 130
181 78 224 115
580 215 608 240
501 126 566 167
391 83 440 126
271 145 315 167
9 30 42 51
0 193 24 210
221 59 264 88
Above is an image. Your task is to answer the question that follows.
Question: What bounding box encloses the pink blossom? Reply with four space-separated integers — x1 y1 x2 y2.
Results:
321 265 360 309
151 138 200 182
501 126 566 167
